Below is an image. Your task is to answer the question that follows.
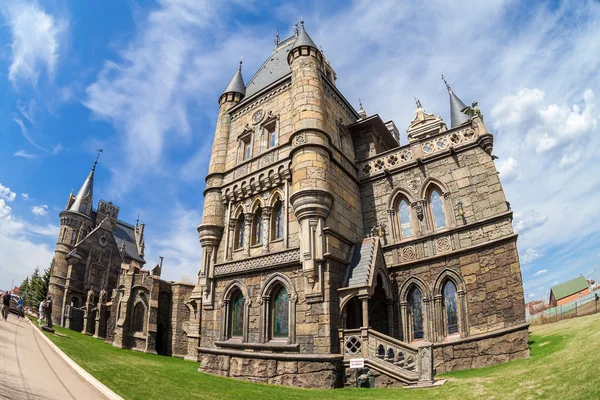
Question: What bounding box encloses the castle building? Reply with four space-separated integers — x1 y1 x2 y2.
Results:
48 156 146 327
188 23 529 388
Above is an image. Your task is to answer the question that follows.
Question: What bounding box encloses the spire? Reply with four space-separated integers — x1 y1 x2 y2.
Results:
358 99 367 120
274 28 280 48
415 97 422 109
291 20 318 52
69 149 102 216
442 75 470 128
222 58 246 97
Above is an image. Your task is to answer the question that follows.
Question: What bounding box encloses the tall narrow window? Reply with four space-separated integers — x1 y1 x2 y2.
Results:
244 141 251 160
71 230 77 244
408 287 424 340
266 123 277 148
133 302 145 332
272 286 289 338
253 208 263 245
398 199 413 238
230 291 244 338
430 190 447 229
81 203 87 213
235 215 245 250
272 201 284 240
444 281 459 335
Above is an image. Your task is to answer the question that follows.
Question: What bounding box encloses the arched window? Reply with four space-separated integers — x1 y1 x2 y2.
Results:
230 291 244 338
443 281 459 335
234 214 245 250
398 199 413 238
272 200 284 240
429 189 447 229
408 287 424 340
81 202 87 213
133 302 146 332
271 286 289 339
253 207 263 245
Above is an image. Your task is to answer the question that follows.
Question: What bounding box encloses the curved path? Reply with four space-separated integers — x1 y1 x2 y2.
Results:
0 315 107 400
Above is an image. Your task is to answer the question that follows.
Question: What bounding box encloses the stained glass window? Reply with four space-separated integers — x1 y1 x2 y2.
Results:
254 208 263 245
236 215 245 249
444 281 459 335
273 201 283 240
409 287 424 340
231 292 244 337
272 286 289 338
399 199 413 238
430 190 447 229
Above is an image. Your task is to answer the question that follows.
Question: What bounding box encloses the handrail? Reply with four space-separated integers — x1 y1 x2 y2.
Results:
367 328 419 353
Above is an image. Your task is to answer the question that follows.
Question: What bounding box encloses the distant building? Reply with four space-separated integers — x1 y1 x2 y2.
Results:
525 300 546 315
549 276 590 307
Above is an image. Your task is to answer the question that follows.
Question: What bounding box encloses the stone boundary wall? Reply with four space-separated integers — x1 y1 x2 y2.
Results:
432 323 530 374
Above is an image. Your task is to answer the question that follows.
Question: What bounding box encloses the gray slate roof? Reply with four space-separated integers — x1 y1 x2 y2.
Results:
449 91 470 128
223 64 246 96
291 23 318 51
113 222 145 263
346 237 377 287
69 168 94 215
244 37 295 99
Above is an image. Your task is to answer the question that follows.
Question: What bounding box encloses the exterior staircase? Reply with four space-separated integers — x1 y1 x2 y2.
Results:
341 328 435 386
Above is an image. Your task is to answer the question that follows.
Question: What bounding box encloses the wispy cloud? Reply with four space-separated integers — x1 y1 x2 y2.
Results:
533 269 548 277
13 150 36 159
0 184 16 202
521 248 543 265
21 193 29 201
31 205 48 216
12 116 62 155
0 1 67 86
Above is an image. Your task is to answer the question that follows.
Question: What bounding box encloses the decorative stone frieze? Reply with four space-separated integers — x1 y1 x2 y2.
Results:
214 248 300 276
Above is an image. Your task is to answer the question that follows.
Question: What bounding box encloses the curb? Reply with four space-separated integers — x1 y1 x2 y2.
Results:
28 319 125 400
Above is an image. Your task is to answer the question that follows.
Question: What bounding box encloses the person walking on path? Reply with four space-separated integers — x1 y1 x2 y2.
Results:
17 297 24 319
1 291 10 320
38 300 45 324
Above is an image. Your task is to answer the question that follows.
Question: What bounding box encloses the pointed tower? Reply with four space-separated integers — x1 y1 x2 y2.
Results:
442 75 470 128
49 154 100 325
195 60 246 307
287 21 334 297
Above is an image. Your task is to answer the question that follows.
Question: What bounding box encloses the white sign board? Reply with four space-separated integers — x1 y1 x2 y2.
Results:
350 358 364 369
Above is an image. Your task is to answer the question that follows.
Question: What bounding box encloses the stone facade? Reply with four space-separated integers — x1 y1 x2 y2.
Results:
188 25 529 388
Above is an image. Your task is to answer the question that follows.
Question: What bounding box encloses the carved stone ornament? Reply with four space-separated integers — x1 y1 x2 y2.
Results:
252 109 265 124
98 234 108 247
412 200 425 221
293 133 306 146
408 179 421 196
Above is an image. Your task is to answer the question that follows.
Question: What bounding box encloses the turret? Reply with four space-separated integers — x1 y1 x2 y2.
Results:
287 21 334 296
442 75 470 128
196 60 246 307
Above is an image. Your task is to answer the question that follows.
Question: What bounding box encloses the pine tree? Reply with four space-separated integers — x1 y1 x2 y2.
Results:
19 276 31 307
29 267 44 308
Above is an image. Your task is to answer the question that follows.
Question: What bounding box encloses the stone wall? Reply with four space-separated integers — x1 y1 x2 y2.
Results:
433 325 530 374
171 283 195 357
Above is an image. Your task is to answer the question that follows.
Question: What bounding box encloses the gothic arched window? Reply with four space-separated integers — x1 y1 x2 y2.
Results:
443 281 459 335
133 302 146 332
429 189 447 229
271 285 289 339
408 287 424 340
234 214 245 250
253 207 263 245
230 291 244 338
398 199 413 238
272 200 284 240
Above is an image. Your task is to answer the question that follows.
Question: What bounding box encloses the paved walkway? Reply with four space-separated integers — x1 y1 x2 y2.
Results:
0 315 107 400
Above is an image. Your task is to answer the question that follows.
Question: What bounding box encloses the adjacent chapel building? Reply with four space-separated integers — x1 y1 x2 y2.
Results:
188 24 530 387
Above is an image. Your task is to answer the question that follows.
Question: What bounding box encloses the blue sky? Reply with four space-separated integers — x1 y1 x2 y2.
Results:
0 0 598 302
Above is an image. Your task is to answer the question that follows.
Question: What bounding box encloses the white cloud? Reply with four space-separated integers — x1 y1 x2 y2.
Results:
13 150 37 159
496 157 519 183
0 184 16 202
559 149 581 168
528 293 536 298
533 269 548 277
521 248 543 265
514 210 548 234
0 199 12 219
13 117 62 155
21 193 29 201
31 205 48 216
1 1 67 86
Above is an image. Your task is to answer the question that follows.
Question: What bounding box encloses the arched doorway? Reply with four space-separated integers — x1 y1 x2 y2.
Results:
369 275 390 335
344 297 362 329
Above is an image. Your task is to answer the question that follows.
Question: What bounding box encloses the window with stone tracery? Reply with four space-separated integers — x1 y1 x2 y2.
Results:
408 287 424 340
398 198 413 238
252 207 263 245
271 285 289 339
429 188 447 230
230 290 244 338
443 281 459 335
272 200 284 240
234 214 245 250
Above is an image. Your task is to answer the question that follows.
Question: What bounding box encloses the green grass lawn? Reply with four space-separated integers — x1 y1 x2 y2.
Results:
34 314 600 400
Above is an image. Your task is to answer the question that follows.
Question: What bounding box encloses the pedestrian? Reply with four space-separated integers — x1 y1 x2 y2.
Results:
17 297 24 319
38 300 45 325
1 291 10 321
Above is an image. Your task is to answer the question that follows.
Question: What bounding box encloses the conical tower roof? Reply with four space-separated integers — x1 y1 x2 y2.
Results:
291 21 318 51
442 75 470 128
69 165 95 216
222 60 246 97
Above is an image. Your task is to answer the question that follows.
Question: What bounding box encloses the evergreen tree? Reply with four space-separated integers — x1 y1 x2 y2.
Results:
29 267 44 308
19 276 31 306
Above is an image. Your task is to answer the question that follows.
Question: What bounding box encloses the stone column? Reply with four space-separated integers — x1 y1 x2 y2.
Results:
243 213 252 256
386 299 395 337
197 225 223 310
400 301 408 342
434 294 443 342
226 219 236 260
261 206 272 253
360 296 369 328
387 209 397 242
458 290 468 338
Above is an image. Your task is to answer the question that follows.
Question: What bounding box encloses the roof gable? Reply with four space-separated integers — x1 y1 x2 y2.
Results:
551 276 589 300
